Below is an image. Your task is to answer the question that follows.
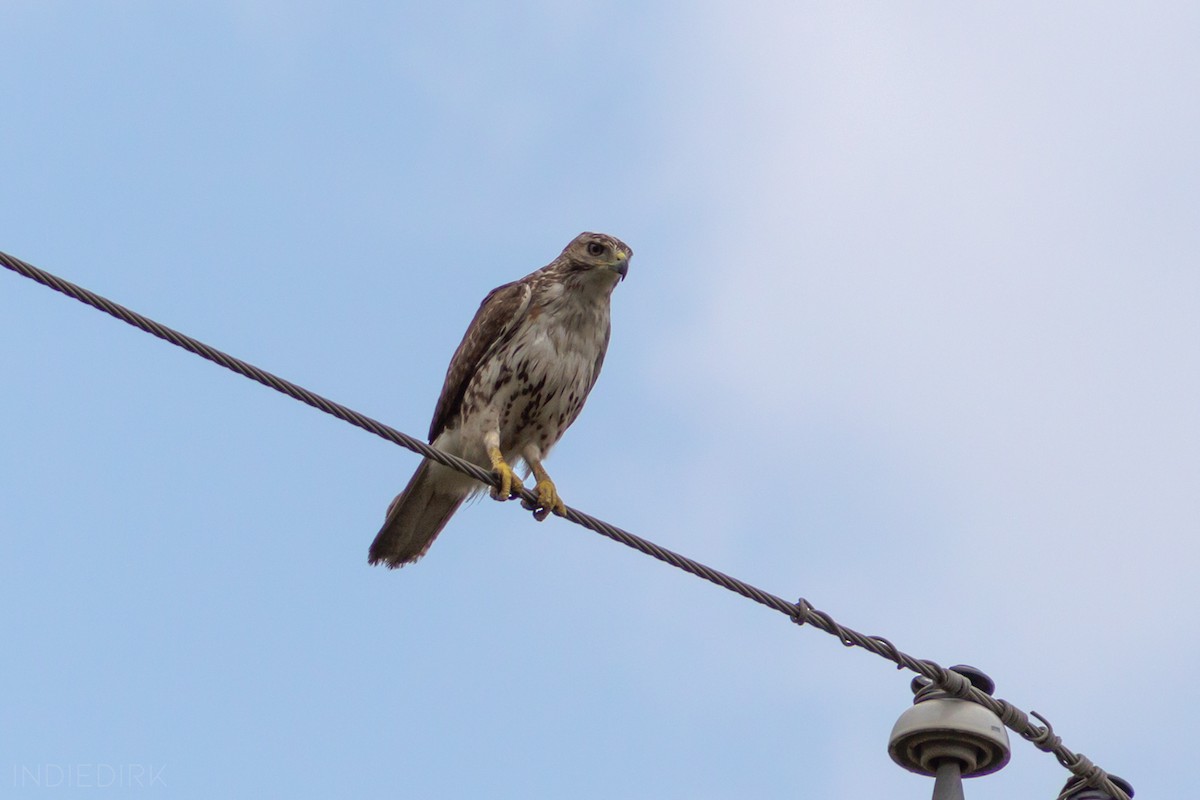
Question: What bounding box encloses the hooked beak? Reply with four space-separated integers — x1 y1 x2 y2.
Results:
612 252 629 280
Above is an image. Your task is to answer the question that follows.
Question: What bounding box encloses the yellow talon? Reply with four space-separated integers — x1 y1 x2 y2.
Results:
528 461 566 521
488 446 519 501
536 477 566 518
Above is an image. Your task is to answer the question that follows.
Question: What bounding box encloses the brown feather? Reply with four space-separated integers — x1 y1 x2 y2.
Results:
428 280 532 441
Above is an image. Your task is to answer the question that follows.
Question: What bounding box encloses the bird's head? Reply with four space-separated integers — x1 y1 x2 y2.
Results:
560 232 632 282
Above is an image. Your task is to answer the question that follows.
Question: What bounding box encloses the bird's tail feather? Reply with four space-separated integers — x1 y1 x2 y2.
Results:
368 460 470 568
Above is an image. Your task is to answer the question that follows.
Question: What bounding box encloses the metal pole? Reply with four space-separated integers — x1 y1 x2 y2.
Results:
932 760 965 800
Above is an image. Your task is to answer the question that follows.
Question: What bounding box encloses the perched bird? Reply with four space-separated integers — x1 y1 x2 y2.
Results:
368 232 632 568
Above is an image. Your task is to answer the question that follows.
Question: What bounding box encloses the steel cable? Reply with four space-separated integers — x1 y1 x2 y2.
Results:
1 249 1130 800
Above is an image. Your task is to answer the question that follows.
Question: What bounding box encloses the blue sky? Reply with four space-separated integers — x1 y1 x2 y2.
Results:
2 3 1196 798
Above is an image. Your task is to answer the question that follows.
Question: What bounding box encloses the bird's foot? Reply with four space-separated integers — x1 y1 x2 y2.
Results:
530 476 566 522
488 449 520 501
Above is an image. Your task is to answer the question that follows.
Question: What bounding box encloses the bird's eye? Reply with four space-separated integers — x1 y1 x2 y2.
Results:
586 241 606 257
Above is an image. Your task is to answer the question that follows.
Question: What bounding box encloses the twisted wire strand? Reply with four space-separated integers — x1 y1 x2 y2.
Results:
1 249 1130 800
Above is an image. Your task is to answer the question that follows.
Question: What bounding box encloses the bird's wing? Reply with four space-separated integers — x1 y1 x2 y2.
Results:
428 277 534 440
586 323 612 393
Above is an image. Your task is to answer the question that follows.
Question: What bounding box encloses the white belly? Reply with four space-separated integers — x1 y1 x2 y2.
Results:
456 301 610 468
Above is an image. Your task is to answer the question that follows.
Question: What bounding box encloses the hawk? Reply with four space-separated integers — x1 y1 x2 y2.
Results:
368 232 632 568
